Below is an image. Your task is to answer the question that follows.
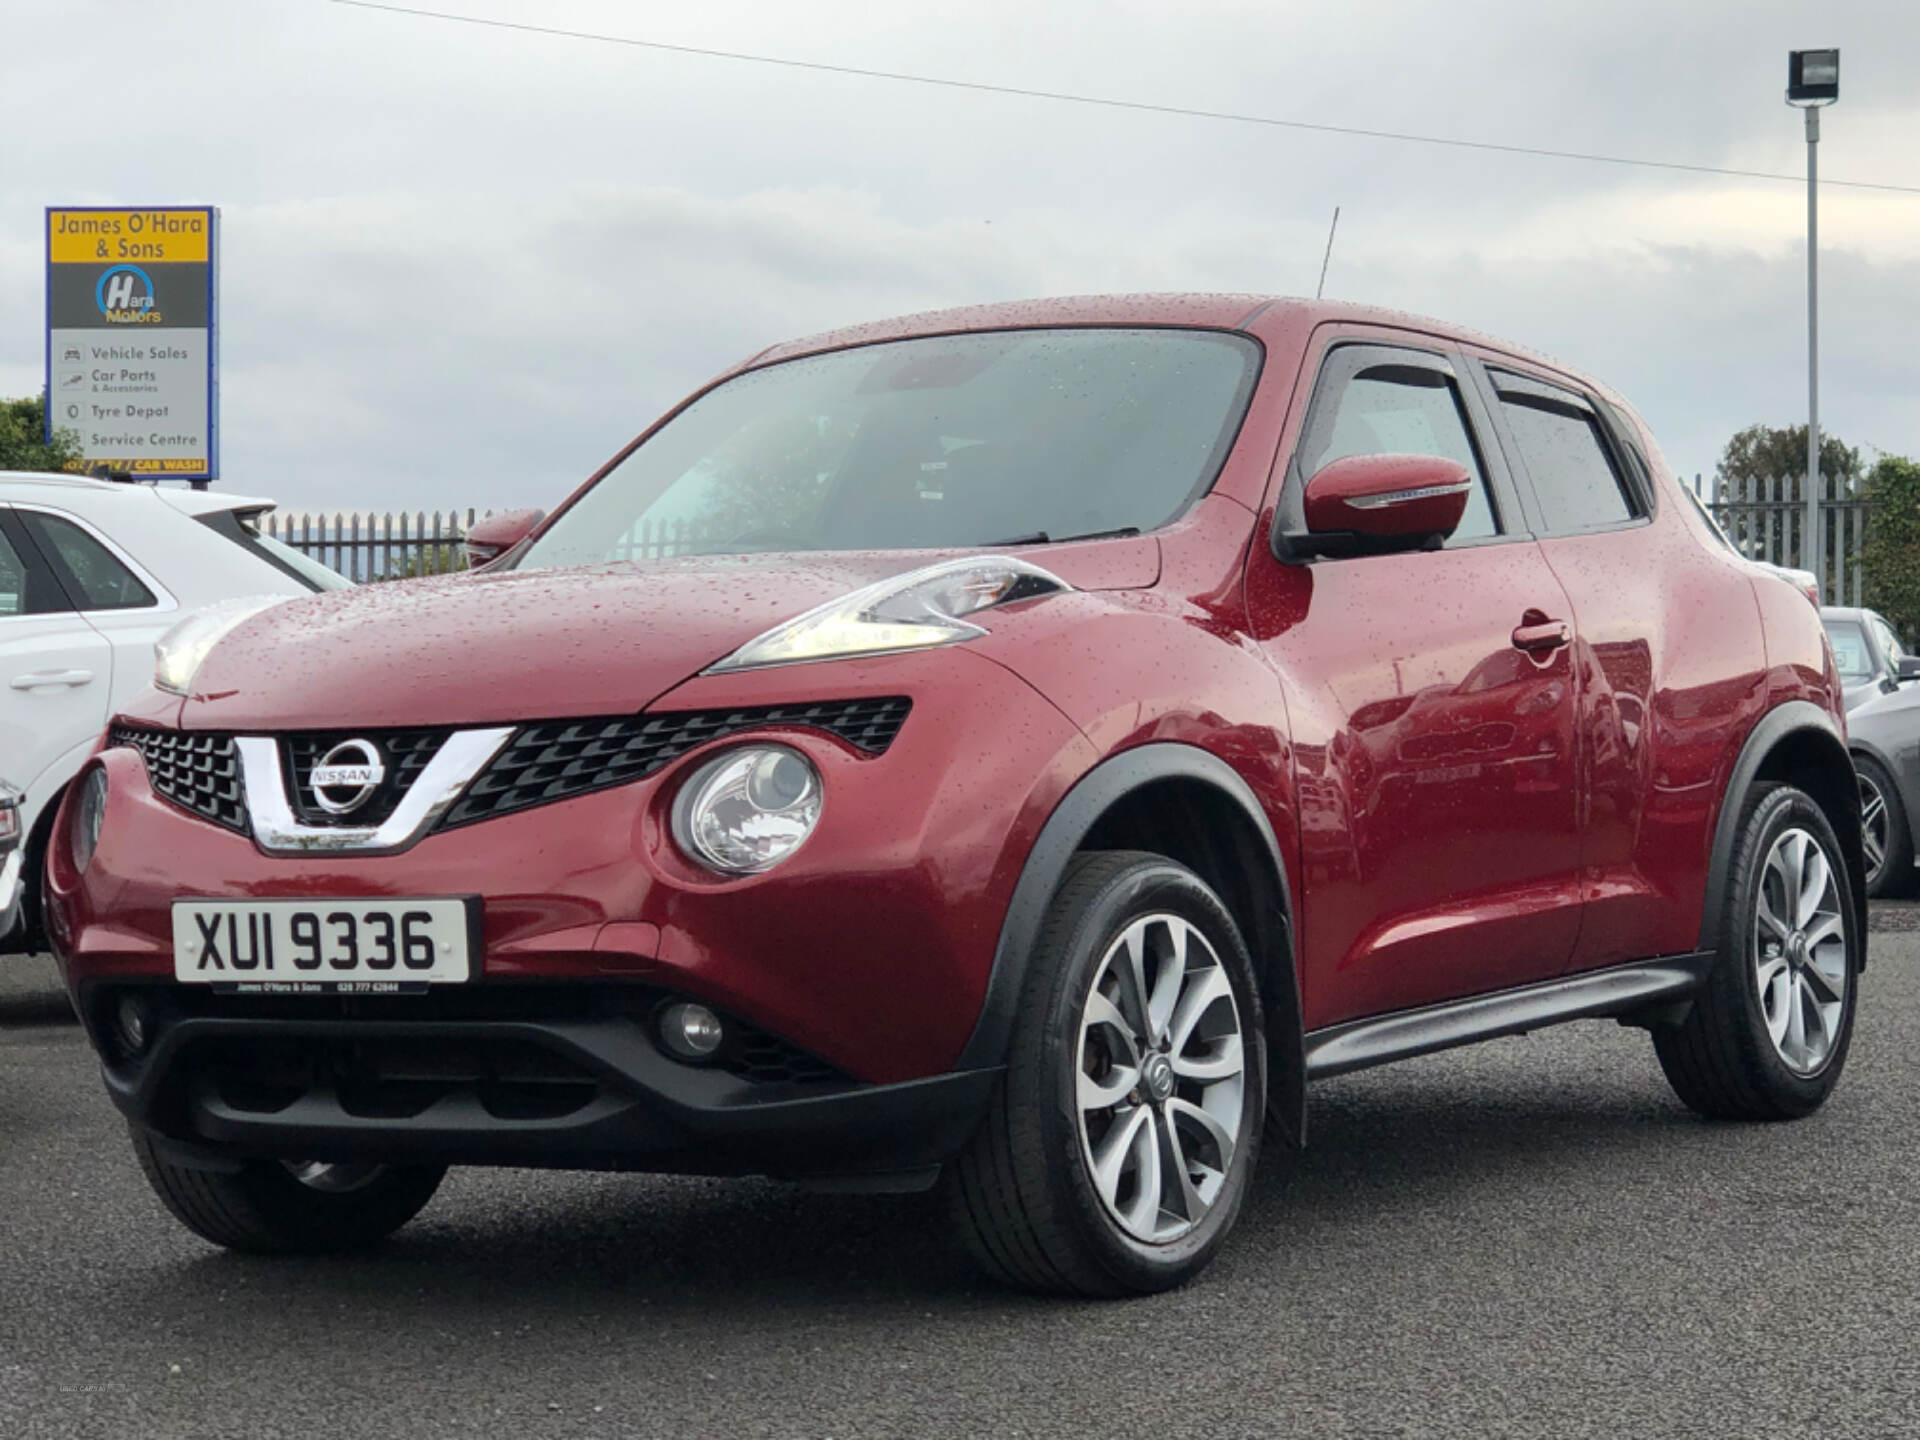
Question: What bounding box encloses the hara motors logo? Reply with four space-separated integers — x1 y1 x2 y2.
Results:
95 264 162 325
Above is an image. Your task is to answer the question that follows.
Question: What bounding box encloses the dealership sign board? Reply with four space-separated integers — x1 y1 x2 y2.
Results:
46 206 218 479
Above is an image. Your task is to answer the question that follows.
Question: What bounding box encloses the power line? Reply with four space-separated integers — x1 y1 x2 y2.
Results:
328 0 1920 196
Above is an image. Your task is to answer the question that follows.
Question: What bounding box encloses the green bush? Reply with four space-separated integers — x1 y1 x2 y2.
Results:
0 392 84 473
1862 455 1920 644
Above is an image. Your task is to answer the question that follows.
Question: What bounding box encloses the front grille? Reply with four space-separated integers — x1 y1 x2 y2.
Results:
109 725 248 834
440 697 911 828
282 728 448 827
109 697 909 837
119 983 853 1093
194 1033 602 1122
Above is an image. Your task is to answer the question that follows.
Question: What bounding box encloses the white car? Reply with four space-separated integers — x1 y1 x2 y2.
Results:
0 780 21 942
0 472 348 951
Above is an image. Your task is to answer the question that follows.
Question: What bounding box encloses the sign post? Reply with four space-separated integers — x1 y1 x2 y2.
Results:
45 206 218 484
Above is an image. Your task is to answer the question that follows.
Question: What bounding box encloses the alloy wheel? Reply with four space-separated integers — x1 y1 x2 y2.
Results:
1075 913 1246 1244
1859 771 1889 888
1753 827 1849 1076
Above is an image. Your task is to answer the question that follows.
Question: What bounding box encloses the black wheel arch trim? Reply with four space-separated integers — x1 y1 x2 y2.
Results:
1700 700 1865 962
955 742 1305 1145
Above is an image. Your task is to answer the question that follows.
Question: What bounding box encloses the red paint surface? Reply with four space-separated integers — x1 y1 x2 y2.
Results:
53 296 1832 1084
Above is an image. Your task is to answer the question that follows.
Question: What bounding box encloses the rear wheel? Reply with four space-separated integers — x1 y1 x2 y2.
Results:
944 851 1265 1296
131 1128 445 1253
1654 784 1859 1121
1855 756 1911 898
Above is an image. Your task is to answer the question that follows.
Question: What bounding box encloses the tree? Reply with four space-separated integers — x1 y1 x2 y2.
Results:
1715 423 1860 493
1862 454 1920 644
0 392 84 473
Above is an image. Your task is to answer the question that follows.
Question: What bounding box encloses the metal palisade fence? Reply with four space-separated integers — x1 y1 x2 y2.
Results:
262 510 713 583
273 489 1874 601
1690 472 1869 606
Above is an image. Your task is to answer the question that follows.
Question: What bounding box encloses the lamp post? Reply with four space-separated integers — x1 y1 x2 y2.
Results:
1788 48 1839 600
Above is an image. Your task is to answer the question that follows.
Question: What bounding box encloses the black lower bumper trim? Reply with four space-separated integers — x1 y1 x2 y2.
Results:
99 1007 1000 1182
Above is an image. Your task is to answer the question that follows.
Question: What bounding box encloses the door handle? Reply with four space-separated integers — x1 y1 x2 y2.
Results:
1511 618 1572 654
10 668 95 690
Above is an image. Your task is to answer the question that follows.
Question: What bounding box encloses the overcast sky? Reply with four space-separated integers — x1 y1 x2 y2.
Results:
3 0 1917 514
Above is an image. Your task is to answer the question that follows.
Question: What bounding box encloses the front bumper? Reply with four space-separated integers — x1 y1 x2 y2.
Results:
81 981 999 1184
49 654 1096 1178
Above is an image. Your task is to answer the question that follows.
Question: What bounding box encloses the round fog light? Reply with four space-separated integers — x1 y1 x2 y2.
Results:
658 1002 725 1063
115 993 150 1056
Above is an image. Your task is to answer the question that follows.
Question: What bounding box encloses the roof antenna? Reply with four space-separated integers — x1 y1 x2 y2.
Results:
1315 206 1341 299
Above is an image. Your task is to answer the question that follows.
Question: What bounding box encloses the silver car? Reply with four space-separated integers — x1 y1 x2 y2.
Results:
1822 605 1920 895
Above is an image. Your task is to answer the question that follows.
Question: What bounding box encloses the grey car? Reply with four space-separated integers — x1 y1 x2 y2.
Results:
1822 605 1920 895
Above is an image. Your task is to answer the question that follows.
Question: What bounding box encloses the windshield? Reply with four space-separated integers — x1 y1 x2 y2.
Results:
1823 619 1873 680
516 327 1260 568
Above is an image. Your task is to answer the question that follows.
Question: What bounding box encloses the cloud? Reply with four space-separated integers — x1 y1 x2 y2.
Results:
2 0 1917 516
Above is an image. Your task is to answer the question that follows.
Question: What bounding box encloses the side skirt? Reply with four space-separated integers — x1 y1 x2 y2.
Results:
1303 952 1717 1081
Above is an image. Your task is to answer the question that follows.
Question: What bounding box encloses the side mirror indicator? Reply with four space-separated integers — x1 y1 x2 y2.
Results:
1284 454 1473 560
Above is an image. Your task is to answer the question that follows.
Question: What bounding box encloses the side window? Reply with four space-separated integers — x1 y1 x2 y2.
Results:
1295 350 1500 545
18 512 156 611
1490 371 1638 534
0 513 72 617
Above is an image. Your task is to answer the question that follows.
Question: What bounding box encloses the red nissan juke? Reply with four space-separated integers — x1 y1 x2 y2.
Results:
47 296 1863 1296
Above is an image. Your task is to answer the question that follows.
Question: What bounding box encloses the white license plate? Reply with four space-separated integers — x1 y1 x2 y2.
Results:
172 898 475 992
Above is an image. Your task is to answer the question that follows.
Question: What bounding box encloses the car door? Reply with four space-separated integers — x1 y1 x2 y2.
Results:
0 508 112 829
13 505 178 732
1463 359 1767 972
1244 334 1585 1029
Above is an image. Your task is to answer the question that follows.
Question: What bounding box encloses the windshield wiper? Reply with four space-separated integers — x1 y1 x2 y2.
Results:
983 526 1142 547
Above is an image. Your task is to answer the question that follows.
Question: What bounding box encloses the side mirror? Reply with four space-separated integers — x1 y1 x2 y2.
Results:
1896 655 1920 684
1284 454 1473 560
463 508 545 569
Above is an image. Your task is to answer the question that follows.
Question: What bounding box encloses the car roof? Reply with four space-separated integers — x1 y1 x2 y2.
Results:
747 293 1584 386
0 471 274 515
1820 606 1875 623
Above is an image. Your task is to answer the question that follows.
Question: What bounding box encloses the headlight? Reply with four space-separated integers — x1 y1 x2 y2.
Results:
72 767 108 871
707 556 1069 673
672 745 823 875
154 595 289 695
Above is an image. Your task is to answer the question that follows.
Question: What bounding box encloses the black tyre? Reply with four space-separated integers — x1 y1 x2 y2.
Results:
1855 755 1912 898
131 1128 445 1254
1655 784 1860 1121
945 851 1266 1296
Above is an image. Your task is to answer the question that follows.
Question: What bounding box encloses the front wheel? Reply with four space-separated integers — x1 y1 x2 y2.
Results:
944 851 1266 1296
131 1128 446 1253
1654 784 1860 1121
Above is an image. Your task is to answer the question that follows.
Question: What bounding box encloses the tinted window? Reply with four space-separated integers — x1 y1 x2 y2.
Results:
1493 374 1637 533
1300 362 1498 544
518 328 1260 566
0 525 32 618
1823 620 1873 680
20 512 156 610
